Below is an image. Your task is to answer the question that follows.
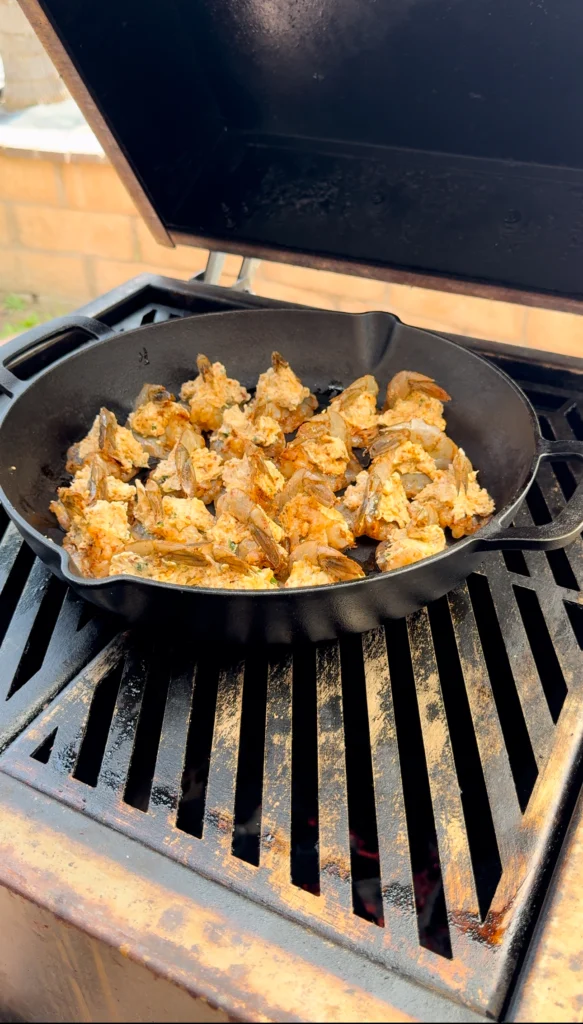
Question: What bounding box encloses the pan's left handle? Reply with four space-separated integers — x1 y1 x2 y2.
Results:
479 439 583 551
0 315 114 398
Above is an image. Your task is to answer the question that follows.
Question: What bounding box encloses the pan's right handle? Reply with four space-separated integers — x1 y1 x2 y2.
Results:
0 315 114 398
479 439 583 551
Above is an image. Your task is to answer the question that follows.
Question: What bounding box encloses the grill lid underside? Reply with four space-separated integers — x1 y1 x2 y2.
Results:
24 0 583 304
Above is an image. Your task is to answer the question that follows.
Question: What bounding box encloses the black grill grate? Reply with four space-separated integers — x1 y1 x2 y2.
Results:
1 291 583 1016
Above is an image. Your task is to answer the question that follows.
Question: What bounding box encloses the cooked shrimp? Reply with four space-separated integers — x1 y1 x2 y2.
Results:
354 464 411 540
63 499 131 577
180 354 249 432
329 374 379 448
250 351 318 433
134 480 214 545
126 384 190 457
279 492 355 551
213 489 288 575
370 419 457 471
111 538 279 589
376 505 446 572
285 542 365 587
275 468 336 511
50 457 136 529
66 408 150 481
366 433 440 498
209 405 285 461
379 371 451 431
413 448 494 538
278 410 359 490
222 447 285 512
338 470 369 532
151 426 221 503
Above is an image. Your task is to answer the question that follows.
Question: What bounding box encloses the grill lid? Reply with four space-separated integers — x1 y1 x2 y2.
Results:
21 0 583 306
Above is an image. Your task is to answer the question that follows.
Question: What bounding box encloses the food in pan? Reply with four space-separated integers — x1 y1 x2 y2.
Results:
50 352 494 589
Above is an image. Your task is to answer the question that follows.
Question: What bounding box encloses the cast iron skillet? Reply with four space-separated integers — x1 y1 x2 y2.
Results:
0 308 581 645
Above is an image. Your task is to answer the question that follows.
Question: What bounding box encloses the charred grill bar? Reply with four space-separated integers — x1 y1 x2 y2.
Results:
0 275 582 1020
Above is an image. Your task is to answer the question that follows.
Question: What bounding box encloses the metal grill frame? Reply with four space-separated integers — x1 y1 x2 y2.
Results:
1 276 583 1020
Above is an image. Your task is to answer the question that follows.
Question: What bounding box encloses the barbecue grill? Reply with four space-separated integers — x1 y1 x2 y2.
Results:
2 1 583 1021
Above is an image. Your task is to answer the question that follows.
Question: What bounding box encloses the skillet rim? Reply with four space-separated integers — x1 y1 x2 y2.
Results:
0 307 542 598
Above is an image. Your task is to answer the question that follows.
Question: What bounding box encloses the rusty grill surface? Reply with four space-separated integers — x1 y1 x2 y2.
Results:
1 281 583 1017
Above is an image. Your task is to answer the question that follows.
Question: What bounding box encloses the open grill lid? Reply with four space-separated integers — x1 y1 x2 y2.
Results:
20 0 583 309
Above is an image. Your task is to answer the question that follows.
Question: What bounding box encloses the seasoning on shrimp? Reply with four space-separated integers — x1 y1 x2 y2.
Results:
378 371 451 432
376 506 446 572
221 447 285 512
352 465 411 540
66 407 150 481
134 483 215 545
210 405 285 461
279 492 355 551
278 410 359 491
64 499 131 577
212 489 288 575
329 374 379 448
250 351 318 433
181 354 249 432
366 433 440 498
284 542 365 588
413 448 494 538
127 384 191 457
151 426 222 503
50 457 136 529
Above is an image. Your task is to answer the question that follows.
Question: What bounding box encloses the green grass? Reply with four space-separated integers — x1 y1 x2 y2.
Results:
0 313 41 340
0 293 75 341
3 293 29 312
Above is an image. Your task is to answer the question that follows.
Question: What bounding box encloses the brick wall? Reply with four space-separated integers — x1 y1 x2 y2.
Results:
0 150 582 355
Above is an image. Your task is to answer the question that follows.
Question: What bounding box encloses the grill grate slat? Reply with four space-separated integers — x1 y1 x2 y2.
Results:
149 659 196 825
260 654 293 875
97 645 148 797
487 559 555 767
362 628 417 943
447 584 522 866
2 346 583 1017
408 609 480 930
315 642 353 912
203 660 245 852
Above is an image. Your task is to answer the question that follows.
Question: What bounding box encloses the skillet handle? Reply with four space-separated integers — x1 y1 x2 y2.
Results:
479 439 583 551
0 315 114 398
